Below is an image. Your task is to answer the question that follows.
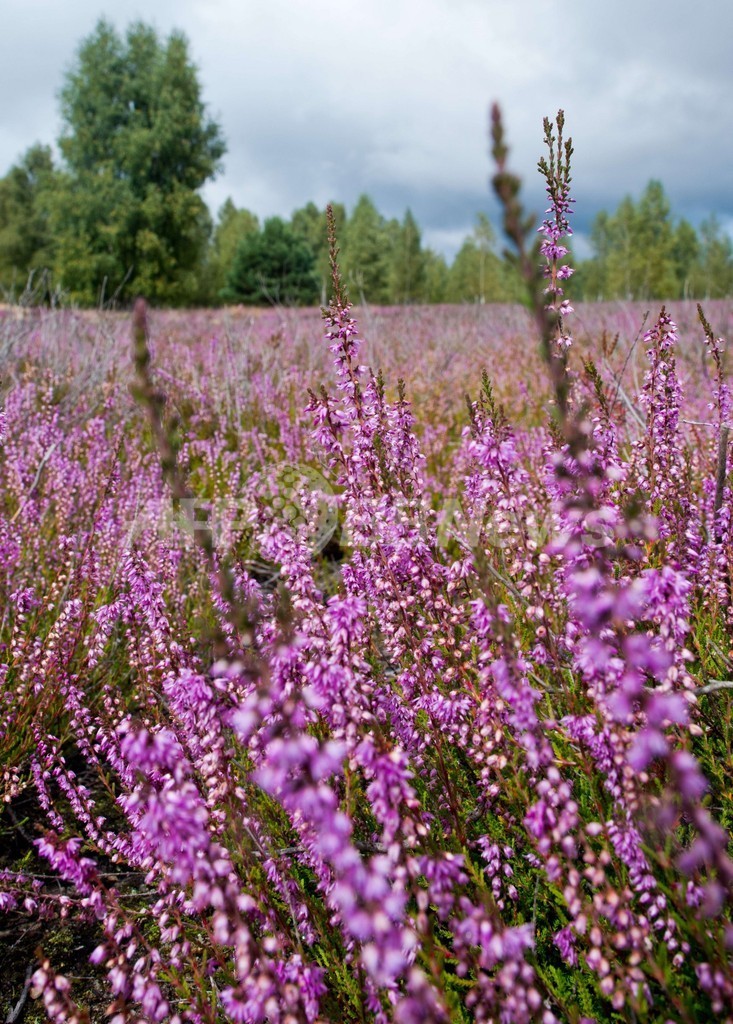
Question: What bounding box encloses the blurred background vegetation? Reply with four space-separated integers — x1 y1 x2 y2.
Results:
1 18 731 308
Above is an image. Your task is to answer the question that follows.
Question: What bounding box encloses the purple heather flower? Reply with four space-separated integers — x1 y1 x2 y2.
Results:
554 926 578 966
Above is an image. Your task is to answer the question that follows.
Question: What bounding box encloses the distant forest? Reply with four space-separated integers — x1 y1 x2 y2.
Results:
4 152 731 308
0 18 731 307
205 183 733 306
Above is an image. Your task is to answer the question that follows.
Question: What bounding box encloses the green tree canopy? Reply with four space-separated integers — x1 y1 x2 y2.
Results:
51 19 225 306
421 249 450 303
290 201 346 303
342 195 390 303
671 218 699 300
577 183 733 301
290 202 324 259
582 181 690 301
222 217 319 306
447 213 506 302
601 195 639 299
691 215 733 298
0 145 57 298
388 209 425 303
202 199 259 302
631 180 677 298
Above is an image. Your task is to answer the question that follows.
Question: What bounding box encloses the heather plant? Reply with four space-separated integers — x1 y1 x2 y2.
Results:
1 110 733 1024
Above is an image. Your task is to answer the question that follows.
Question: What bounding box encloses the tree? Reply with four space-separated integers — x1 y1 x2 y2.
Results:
583 183 679 301
691 216 733 298
422 249 449 303
388 209 425 303
290 201 347 303
603 196 638 299
51 19 225 305
671 219 699 299
0 145 57 297
631 180 677 299
290 202 324 259
342 195 390 303
447 214 505 302
222 217 319 306
579 209 613 300
202 199 259 302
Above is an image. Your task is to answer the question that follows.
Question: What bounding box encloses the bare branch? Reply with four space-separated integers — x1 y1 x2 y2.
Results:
697 679 733 695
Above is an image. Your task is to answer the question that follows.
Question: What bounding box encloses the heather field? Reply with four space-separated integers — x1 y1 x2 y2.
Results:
3 119 733 1024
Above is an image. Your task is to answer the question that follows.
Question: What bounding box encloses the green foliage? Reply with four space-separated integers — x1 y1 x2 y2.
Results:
210 198 527 307
632 180 679 298
51 18 225 306
691 215 733 298
584 183 677 300
579 181 733 301
291 200 346 303
447 214 516 302
202 198 260 303
422 249 450 302
221 217 319 306
342 194 391 303
0 145 57 298
671 218 699 299
290 201 324 256
389 209 426 303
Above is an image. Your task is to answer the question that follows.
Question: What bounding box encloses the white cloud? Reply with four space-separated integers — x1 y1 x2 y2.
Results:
423 226 473 261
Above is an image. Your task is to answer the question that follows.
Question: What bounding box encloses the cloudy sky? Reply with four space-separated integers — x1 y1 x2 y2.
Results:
2 0 731 259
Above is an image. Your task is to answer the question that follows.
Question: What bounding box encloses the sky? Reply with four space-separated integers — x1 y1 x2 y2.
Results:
1 0 731 260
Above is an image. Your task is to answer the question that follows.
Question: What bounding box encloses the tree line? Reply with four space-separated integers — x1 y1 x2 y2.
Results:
206 201 525 307
573 180 733 302
0 19 730 307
